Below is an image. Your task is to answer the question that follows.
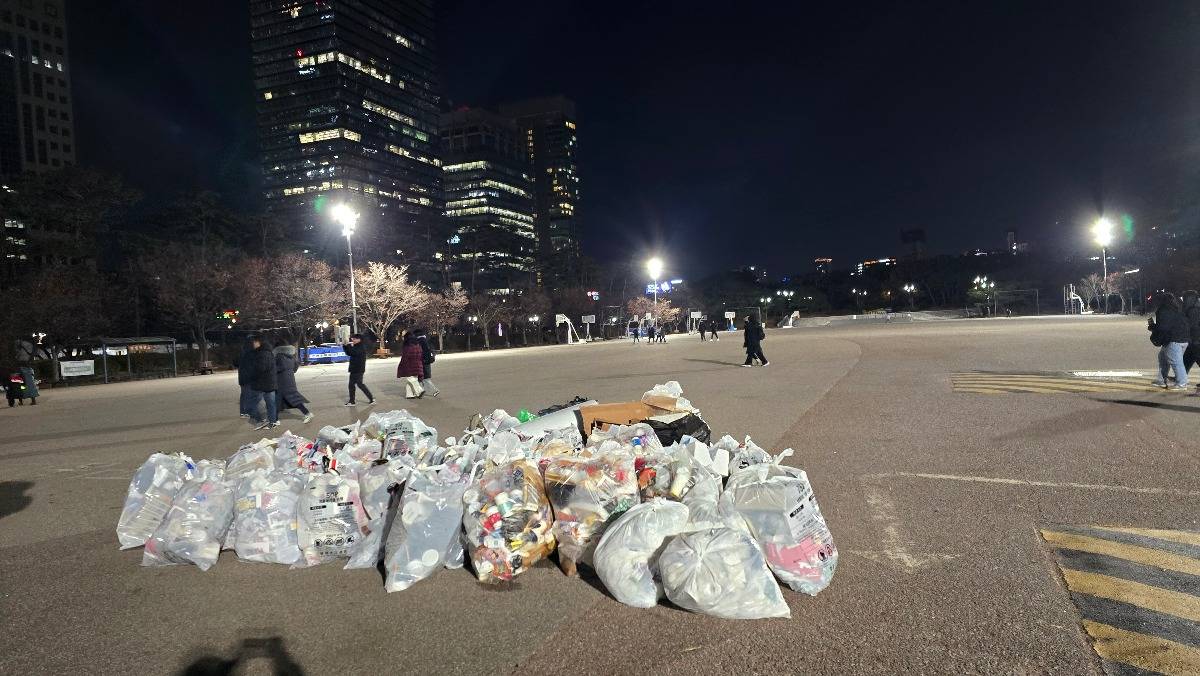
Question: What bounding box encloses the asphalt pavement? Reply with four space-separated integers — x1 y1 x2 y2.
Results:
1 315 1198 675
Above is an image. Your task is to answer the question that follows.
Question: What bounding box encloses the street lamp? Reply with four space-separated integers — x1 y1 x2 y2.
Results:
331 203 360 333
647 257 663 326
1093 217 1114 313
902 283 917 310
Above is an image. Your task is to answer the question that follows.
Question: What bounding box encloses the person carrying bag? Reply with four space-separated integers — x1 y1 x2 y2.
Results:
396 331 426 399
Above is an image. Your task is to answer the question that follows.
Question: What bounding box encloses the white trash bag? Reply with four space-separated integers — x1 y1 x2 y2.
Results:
229 470 304 565
660 527 791 620
725 461 837 595
117 452 195 549
593 499 690 608
293 473 370 568
383 468 472 592
141 461 234 571
344 460 410 570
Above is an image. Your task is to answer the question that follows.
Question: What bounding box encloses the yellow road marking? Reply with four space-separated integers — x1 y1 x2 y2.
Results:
1092 526 1200 549
1062 568 1200 623
1041 530 1200 577
951 378 1156 392
1082 620 1200 675
954 383 1112 394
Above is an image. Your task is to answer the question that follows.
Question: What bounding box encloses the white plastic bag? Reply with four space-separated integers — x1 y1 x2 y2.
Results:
344 460 409 570
680 467 742 532
229 470 304 565
593 499 689 608
725 461 837 595
660 527 791 619
293 473 369 568
383 468 472 592
141 461 234 571
117 452 195 549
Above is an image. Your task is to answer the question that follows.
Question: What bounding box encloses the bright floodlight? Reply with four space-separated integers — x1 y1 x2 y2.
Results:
1093 217 1114 247
646 257 664 281
331 203 359 236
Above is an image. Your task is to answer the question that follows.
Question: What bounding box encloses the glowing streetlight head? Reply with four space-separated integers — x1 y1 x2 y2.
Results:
1093 217 1114 247
331 203 359 236
646 256 664 281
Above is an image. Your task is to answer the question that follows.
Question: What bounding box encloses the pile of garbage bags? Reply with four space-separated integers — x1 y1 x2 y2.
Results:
116 382 837 620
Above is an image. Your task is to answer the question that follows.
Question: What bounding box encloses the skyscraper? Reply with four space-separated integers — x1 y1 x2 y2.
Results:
250 0 443 267
440 107 536 294
498 96 580 282
0 0 76 175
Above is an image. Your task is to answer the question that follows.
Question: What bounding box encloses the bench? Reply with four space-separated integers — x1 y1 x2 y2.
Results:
195 361 214 375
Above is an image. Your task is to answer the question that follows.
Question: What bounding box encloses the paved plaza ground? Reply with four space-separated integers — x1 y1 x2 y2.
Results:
1 315 1197 675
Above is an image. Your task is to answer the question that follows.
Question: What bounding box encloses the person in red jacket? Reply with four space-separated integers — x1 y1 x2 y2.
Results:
396 331 426 398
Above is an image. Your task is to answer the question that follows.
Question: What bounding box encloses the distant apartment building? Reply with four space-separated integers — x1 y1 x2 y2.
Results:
440 107 536 293
0 0 74 175
852 257 896 276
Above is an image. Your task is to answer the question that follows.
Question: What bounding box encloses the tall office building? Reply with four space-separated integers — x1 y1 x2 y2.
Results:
440 107 536 293
0 0 75 175
250 0 443 267
498 96 580 281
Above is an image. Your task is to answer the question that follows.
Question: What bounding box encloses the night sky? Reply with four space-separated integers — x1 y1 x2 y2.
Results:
67 1 1200 278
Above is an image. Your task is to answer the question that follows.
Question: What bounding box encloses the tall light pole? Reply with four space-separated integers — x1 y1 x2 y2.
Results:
647 257 663 327
903 283 916 310
1092 217 1114 314
331 204 359 333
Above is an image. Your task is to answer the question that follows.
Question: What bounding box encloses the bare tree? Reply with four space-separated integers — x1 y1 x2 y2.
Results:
263 254 346 349
511 286 550 345
469 294 513 349
140 242 239 365
1078 273 1103 312
353 262 429 352
412 287 468 351
1103 272 1128 314
0 266 110 380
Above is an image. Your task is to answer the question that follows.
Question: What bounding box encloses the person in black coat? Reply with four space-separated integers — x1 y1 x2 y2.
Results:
1149 293 1190 389
274 343 312 423
342 333 375 406
1181 290 1200 376
234 337 257 419
248 334 280 429
742 315 769 367
414 327 441 397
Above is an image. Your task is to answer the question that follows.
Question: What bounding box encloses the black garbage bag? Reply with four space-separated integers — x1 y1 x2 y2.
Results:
645 412 711 446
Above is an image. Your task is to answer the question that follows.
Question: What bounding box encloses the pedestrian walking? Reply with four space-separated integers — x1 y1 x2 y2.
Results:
631 322 641 342
658 325 668 343
396 331 426 399
247 334 280 429
274 340 313 424
1181 290 1200 382
343 333 375 406
647 324 656 344
700 319 708 342
742 315 769 367
709 319 720 342
234 336 256 419
1148 293 1189 391
414 327 441 397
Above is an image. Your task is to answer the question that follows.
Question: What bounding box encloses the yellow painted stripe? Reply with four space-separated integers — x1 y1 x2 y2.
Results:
1082 620 1200 675
951 375 1159 389
951 378 1155 392
1041 530 1200 577
1093 526 1200 549
952 387 1013 394
1062 568 1200 623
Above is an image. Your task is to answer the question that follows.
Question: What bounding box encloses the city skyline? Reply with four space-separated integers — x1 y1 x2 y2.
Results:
55 0 1200 279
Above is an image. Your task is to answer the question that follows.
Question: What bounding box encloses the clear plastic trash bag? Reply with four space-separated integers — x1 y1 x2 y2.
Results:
543 453 639 566
725 461 837 595
229 469 304 565
383 467 472 592
117 452 196 549
462 460 556 583
141 461 234 571
293 472 370 568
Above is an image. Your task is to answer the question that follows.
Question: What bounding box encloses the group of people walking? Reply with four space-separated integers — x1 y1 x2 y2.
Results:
698 319 721 342
236 327 442 430
1149 291 1200 391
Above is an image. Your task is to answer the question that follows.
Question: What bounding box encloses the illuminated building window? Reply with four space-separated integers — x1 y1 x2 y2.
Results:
386 144 440 166
443 160 490 172
263 91 273 100
298 128 360 143
565 121 576 129
362 99 417 127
